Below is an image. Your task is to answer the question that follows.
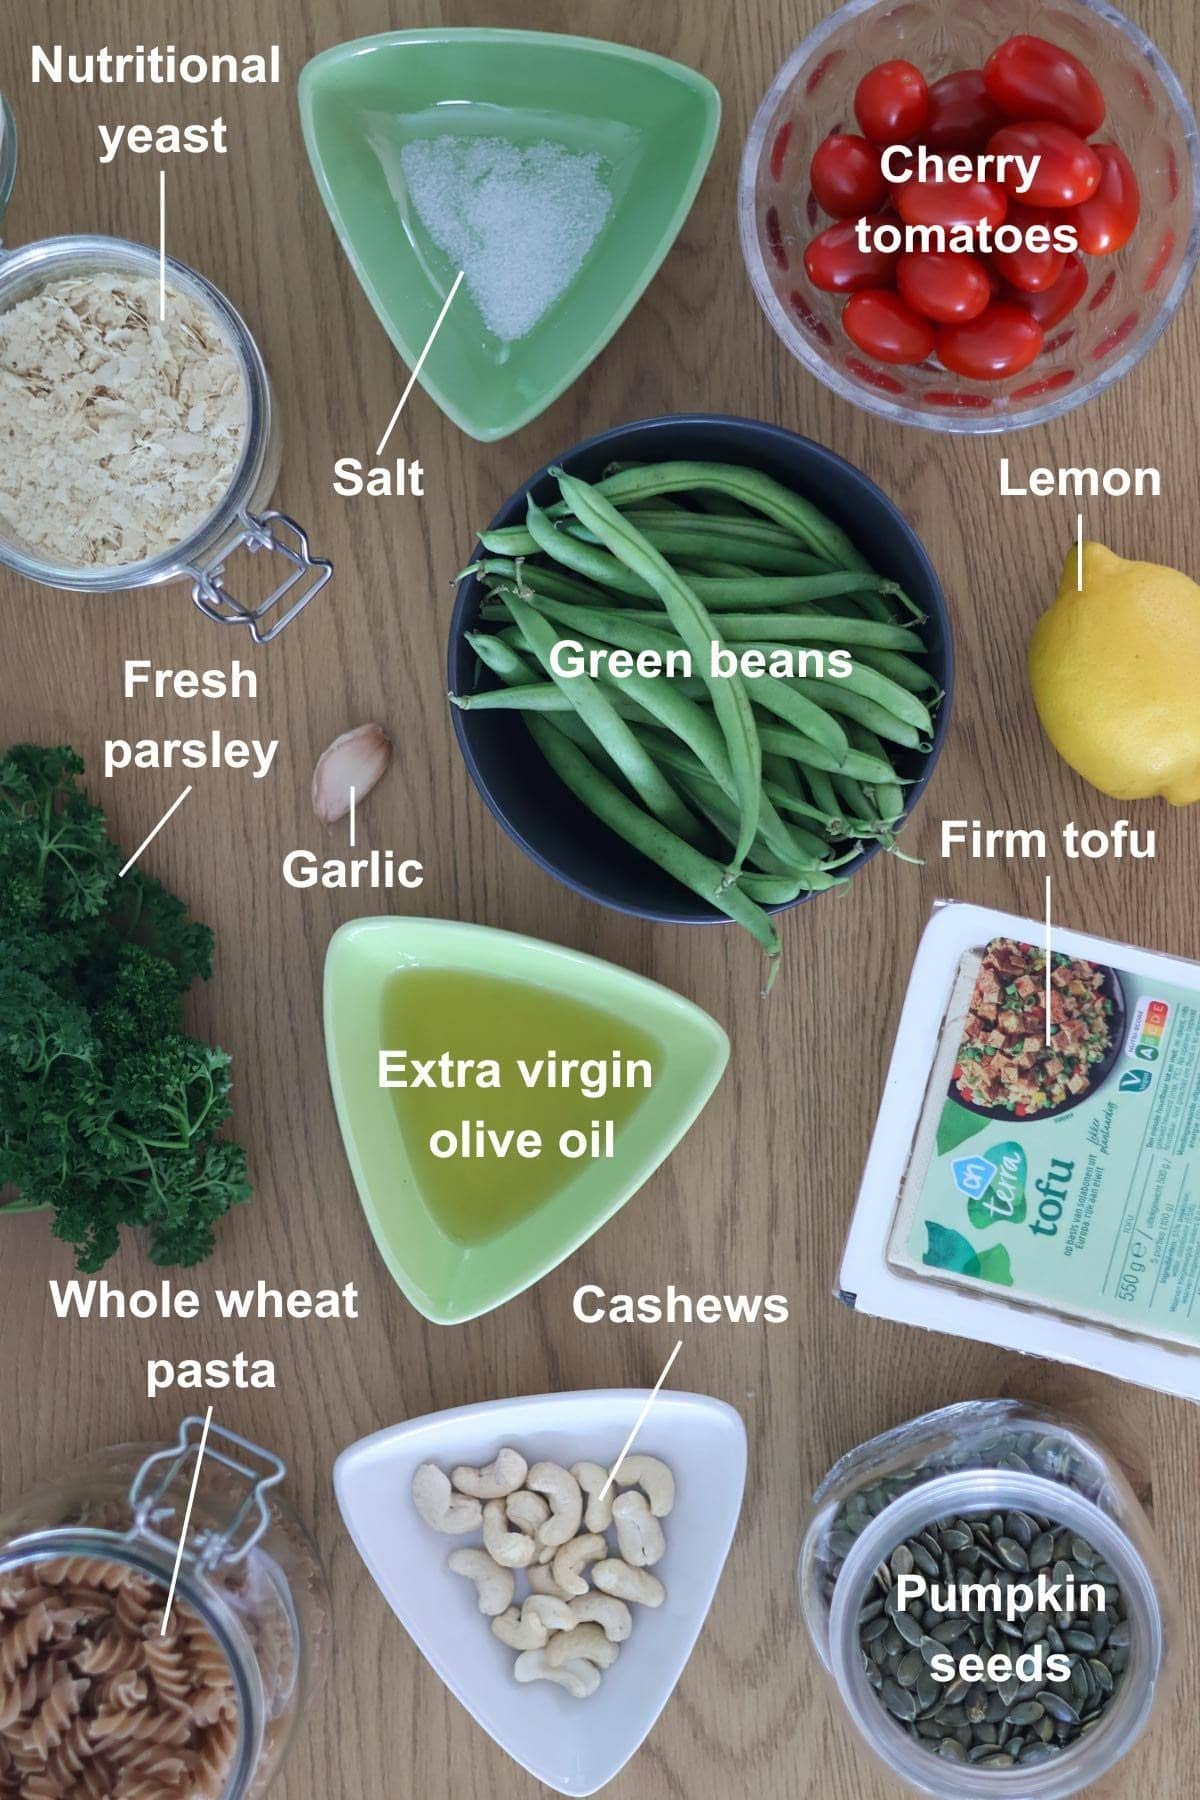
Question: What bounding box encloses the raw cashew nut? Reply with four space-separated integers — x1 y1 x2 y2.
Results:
513 1648 601 1699
571 1461 614 1534
551 1533 607 1599
568 1593 633 1643
447 1548 514 1617
491 1595 574 1651
483 1498 538 1569
593 1559 666 1608
524 1594 575 1635
412 1463 483 1535
527 1463 583 1549
612 1491 666 1568
614 1455 675 1518
506 1490 550 1536
451 1448 528 1500
545 1622 621 1671
527 1561 573 1602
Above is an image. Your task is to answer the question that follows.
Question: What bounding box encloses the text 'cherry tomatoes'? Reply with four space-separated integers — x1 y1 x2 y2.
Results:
1006 253 1090 328
936 301 1045 379
843 289 936 364
854 60 929 145
984 35 1107 137
810 133 888 218
924 70 1005 152
803 216 900 293
989 122 1102 208
898 177 1008 231
897 251 992 323
1073 144 1142 256
989 204 1068 292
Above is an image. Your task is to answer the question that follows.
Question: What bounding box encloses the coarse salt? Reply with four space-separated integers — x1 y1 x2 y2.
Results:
0 271 247 569
400 136 613 344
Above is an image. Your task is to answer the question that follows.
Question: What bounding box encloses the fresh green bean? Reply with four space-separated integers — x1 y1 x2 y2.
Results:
752 723 894 784
524 499 656 599
828 768 878 832
564 514 833 576
796 678 924 749
554 471 763 880
688 574 901 610
503 590 699 841
465 631 542 689
637 727 825 871
847 723 907 827
610 612 924 651
853 644 943 697
465 557 619 609
526 717 781 973
548 461 870 571
760 646 933 735
800 765 846 833
740 870 843 901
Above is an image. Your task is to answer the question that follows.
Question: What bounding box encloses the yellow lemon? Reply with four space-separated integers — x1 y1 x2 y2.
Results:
1029 541 1200 806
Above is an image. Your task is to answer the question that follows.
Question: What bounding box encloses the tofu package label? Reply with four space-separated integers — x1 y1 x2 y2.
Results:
889 935 1200 1347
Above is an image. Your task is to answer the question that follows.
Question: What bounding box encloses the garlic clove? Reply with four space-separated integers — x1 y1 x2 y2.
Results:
312 723 392 825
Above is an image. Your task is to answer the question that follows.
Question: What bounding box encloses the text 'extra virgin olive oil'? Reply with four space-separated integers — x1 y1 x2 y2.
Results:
378 967 660 1246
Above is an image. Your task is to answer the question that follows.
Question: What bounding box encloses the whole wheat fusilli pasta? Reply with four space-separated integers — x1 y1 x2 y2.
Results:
0 1559 238 1797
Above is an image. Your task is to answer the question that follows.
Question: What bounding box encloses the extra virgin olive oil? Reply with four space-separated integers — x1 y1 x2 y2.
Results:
379 967 659 1246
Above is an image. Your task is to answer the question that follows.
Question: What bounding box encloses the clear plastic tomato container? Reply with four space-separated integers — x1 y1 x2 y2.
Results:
739 0 1200 431
797 1402 1174 1797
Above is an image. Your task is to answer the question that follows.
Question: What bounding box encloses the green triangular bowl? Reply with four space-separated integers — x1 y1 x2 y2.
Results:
324 918 729 1324
298 29 721 441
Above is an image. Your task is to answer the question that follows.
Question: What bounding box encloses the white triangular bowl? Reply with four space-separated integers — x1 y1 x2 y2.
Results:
334 1388 747 1793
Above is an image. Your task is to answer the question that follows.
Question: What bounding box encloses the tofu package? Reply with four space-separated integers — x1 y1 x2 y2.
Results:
840 900 1200 1403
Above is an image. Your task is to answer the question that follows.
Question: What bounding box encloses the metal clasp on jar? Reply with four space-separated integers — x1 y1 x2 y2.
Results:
126 1415 287 1572
191 508 333 646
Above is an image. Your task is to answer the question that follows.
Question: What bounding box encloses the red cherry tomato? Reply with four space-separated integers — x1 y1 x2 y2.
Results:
897 251 991 323
988 123 1102 208
843 289 935 364
924 70 1005 151
1007 253 1090 328
936 302 1045 379
984 35 1107 137
989 203 1068 292
804 215 900 293
809 133 888 217
1073 144 1141 255
854 60 929 146
898 178 1008 230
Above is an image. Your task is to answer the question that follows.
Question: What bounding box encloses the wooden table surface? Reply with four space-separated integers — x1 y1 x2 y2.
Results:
1 1 1197 1795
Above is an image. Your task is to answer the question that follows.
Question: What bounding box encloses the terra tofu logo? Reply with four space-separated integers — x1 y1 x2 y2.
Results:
952 1142 1028 1228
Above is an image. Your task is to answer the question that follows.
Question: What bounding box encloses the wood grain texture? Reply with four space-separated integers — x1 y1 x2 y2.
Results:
0 1 1197 1794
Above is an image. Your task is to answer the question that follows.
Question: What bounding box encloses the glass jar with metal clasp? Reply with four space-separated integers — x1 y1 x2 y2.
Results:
0 1417 330 1796
0 93 332 643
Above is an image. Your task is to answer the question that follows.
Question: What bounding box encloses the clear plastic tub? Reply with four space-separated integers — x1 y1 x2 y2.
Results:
798 1402 1173 1796
739 0 1200 432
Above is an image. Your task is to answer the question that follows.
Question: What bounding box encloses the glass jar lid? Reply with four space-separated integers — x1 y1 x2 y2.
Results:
0 92 16 228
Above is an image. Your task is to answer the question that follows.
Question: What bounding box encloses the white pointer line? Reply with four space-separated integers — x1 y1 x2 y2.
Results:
159 169 167 320
375 270 465 457
159 1405 214 1635
1045 873 1053 1051
1077 513 1084 592
118 785 193 878
598 1339 684 1504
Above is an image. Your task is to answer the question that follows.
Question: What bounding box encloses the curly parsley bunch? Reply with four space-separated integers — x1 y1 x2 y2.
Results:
0 745 251 1270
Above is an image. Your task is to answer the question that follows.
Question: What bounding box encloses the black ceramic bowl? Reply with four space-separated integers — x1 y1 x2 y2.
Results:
448 414 953 925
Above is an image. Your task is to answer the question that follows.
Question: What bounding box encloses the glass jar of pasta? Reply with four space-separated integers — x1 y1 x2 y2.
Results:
0 1417 329 1797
